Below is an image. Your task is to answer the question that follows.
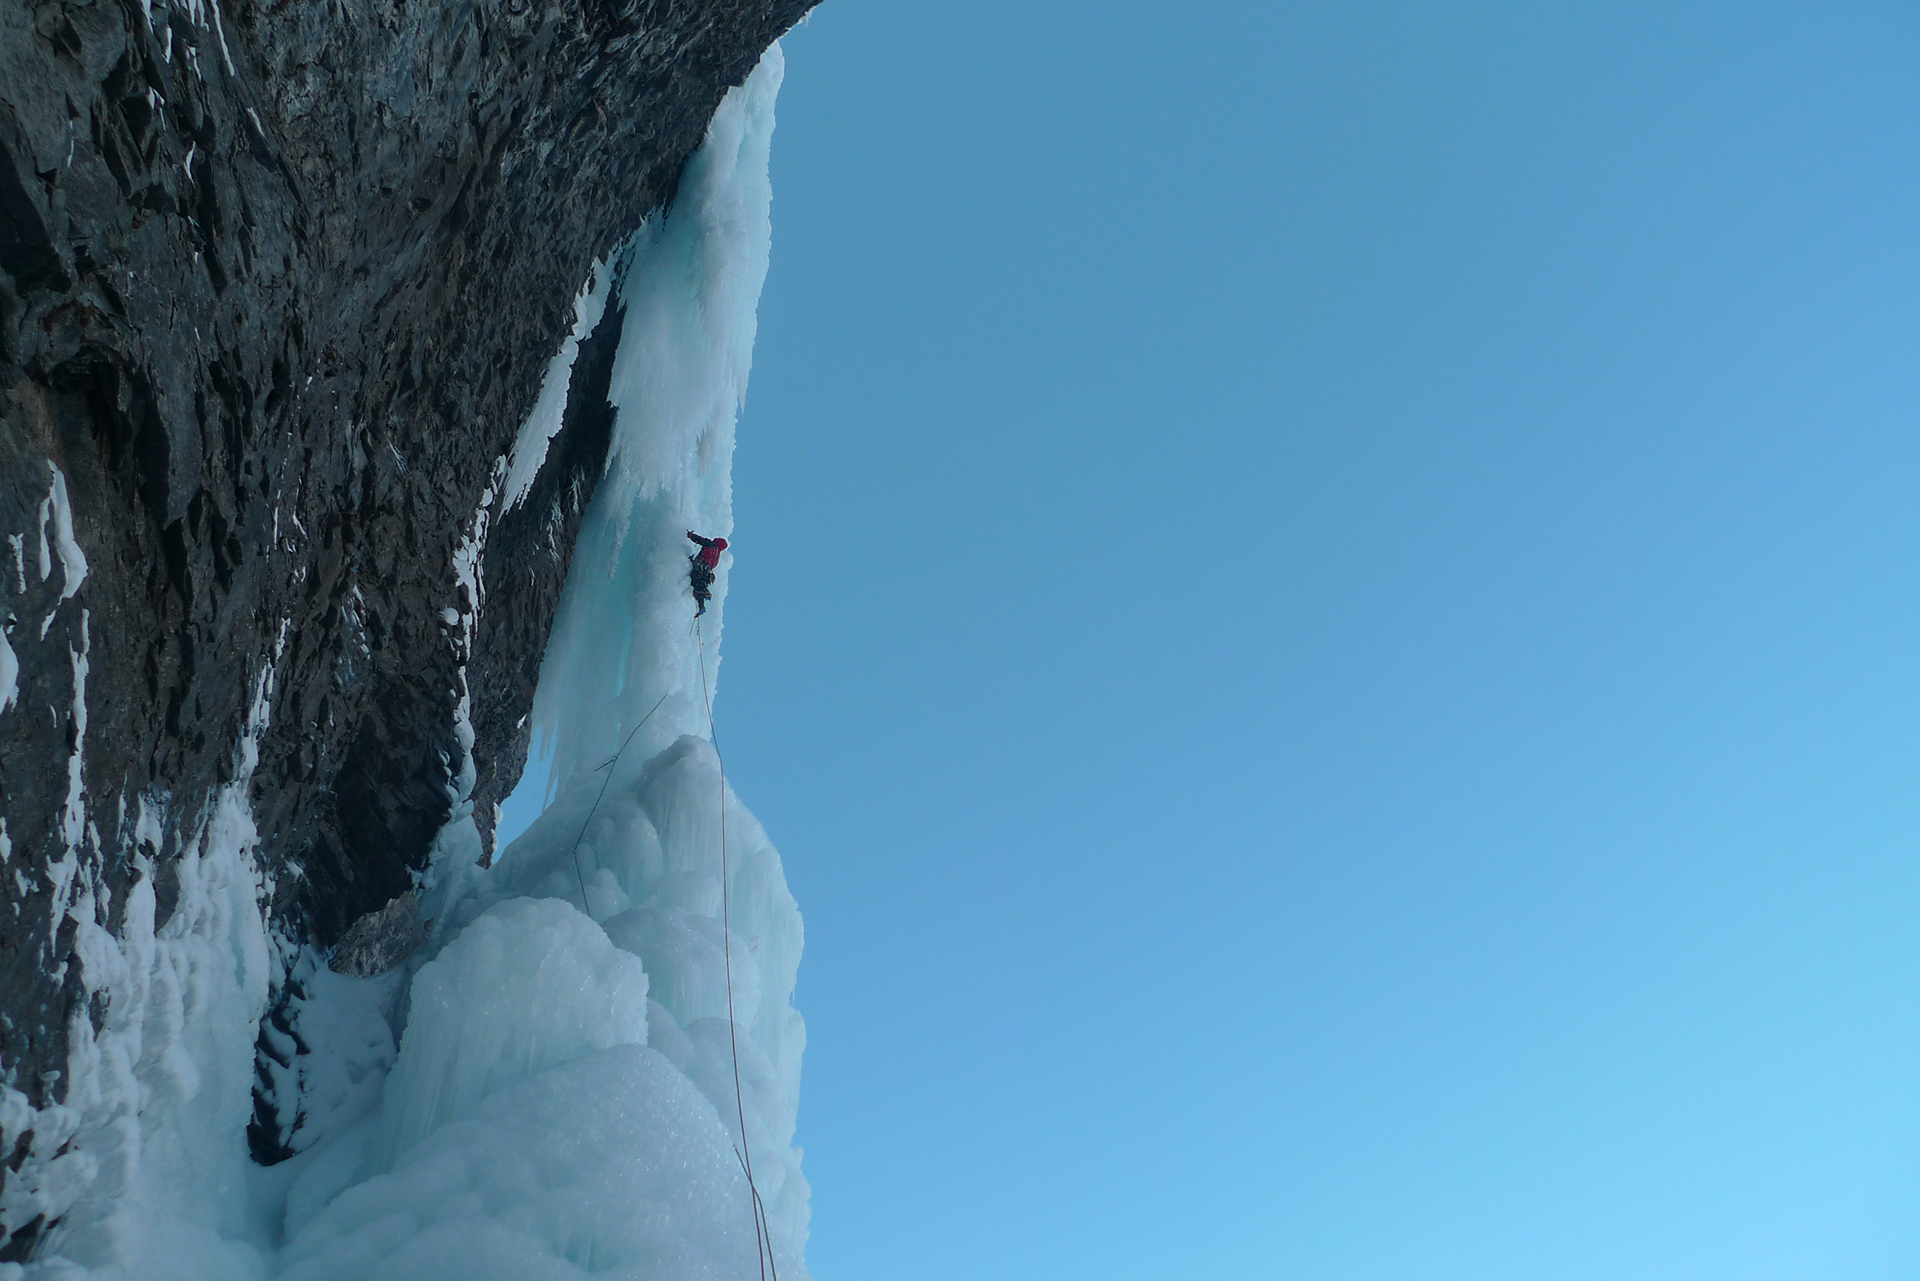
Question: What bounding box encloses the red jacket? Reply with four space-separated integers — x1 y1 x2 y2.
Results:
687 531 728 569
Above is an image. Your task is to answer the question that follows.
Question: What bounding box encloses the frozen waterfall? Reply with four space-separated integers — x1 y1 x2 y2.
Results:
1 45 806 1281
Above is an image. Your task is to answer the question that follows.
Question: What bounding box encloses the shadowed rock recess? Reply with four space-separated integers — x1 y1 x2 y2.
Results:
0 0 807 1235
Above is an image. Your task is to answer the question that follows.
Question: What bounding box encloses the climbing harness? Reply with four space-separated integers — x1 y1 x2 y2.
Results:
697 613 779 1281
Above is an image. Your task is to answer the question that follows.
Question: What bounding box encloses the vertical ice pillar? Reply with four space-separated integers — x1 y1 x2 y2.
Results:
533 44 781 793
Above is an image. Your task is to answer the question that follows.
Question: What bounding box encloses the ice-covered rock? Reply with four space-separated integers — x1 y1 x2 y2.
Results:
0 44 808 1281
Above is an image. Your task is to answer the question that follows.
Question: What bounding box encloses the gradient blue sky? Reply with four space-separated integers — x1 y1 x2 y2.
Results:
714 3 1920 1277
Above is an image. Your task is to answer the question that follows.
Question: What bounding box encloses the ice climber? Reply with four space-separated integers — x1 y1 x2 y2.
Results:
687 530 727 616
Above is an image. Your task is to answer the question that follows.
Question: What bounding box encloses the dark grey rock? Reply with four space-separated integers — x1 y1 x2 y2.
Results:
0 0 811 1236
328 889 425 977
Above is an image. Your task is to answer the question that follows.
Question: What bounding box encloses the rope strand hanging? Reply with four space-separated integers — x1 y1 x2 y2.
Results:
567 674 678 910
554 593 774 1276
698 613 779 1281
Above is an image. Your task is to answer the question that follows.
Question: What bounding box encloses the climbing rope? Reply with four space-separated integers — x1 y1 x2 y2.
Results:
567 678 677 910
697 613 779 1281
565 585 775 1276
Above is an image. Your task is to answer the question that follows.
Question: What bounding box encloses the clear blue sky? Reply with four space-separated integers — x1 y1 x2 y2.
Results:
716 4 1920 1277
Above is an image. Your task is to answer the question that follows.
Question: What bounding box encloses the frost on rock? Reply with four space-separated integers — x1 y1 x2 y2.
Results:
292 44 808 1278
37 463 88 604
1 657 281 1280
502 264 616 514
262 45 807 1278
2 41 804 1281
0 624 18 716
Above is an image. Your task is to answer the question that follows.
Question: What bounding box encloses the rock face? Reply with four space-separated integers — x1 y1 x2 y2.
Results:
0 0 806 1237
326 889 425 977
